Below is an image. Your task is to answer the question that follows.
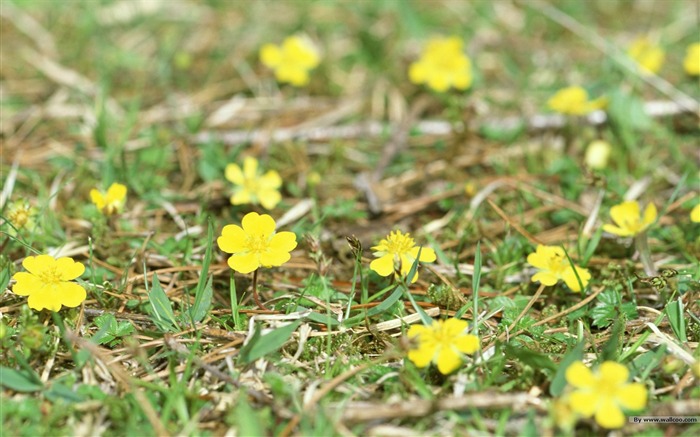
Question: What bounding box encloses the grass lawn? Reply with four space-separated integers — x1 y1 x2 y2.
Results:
1 1 699 436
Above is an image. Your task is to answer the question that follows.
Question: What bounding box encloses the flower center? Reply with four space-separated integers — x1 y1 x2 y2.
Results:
385 231 415 256
36 267 63 286
10 210 29 228
546 253 569 276
246 234 270 254
243 177 260 194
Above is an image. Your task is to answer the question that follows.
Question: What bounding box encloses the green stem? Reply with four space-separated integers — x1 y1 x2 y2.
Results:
251 269 267 311
635 231 657 277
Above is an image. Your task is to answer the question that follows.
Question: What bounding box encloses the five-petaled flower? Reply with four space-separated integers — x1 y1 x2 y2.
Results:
370 230 436 283
12 255 87 312
527 245 591 292
564 360 647 429
4 200 37 236
260 35 320 87
684 43 700 76
627 38 664 75
547 86 607 115
90 183 127 216
407 318 479 374
603 200 657 237
217 212 297 274
409 36 473 92
225 156 282 210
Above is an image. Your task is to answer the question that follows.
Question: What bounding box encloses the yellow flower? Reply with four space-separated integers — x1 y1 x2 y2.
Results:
407 318 479 374
584 140 612 170
603 200 657 237
409 36 473 92
4 200 37 236
565 361 647 429
259 35 320 86
370 230 436 283
12 255 87 312
217 212 297 274
225 156 282 210
684 43 700 76
527 245 591 292
691 204 700 223
627 38 664 75
90 183 127 216
547 86 607 115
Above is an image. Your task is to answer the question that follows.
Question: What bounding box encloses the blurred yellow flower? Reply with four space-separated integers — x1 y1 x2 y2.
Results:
370 230 436 283
409 36 473 92
684 43 700 76
260 35 320 86
690 204 700 223
584 140 612 170
547 86 607 115
5 200 37 236
527 245 591 292
603 200 657 237
565 360 647 429
217 212 297 274
407 318 479 374
90 183 127 216
628 38 664 75
12 255 87 312
225 156 282 210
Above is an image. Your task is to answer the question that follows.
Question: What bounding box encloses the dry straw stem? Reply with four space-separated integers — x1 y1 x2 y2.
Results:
340 391 545 423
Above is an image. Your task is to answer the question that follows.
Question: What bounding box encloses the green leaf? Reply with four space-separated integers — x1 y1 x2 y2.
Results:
92 313 117 345
0 266 10 294
305 311 339 326
600 318 624 362
235 394 265 437
191 218 214 323
238 320 302 365
666 298 687 343
549 341 584 397
0 367 43 392
504 343 556 372
147 273 179 332
403 247 433 326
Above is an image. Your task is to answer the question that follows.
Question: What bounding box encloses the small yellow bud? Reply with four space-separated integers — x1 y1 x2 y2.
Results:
585 140 612 170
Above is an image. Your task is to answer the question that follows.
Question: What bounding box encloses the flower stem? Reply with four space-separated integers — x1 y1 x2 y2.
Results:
251 269 268 311
635 231 657 277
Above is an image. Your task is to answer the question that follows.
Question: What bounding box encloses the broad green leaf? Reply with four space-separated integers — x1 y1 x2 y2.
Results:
600 318 624 362
0 367 43 392
0 267 10 294
147 273 178 332
238 320 302 365
235 393 265 436
666 298 687 343
549 342 584 396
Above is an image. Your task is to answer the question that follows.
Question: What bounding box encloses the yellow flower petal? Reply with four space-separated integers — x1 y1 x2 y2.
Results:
407 324 429 339
642 203 657 228
90 189 105 209
259 171 282 190
436 346 462 374
617 383 647 411
243 156 259 180
11 272 40 296
231 190 252 206
260 250 291 268
27 287 62 312
242 212 275 237
561 266 591 292
568 391 597 417
610 201 640 229
408 344 437 368
228 253 260 274
602 223 633 237
370 254 395 277
55 282 87 308
225 163 244 185
217 224 247 253
565 361 595 388
531 271 559 286
22 255 52 275
260 44 282 67
598 361 629 385
595 399 625 429
453 334 479 354
268 231 297 253
691 204 700 223
106 183 127 203
442 318 469 336
55 257 85 281
258 188 282 210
